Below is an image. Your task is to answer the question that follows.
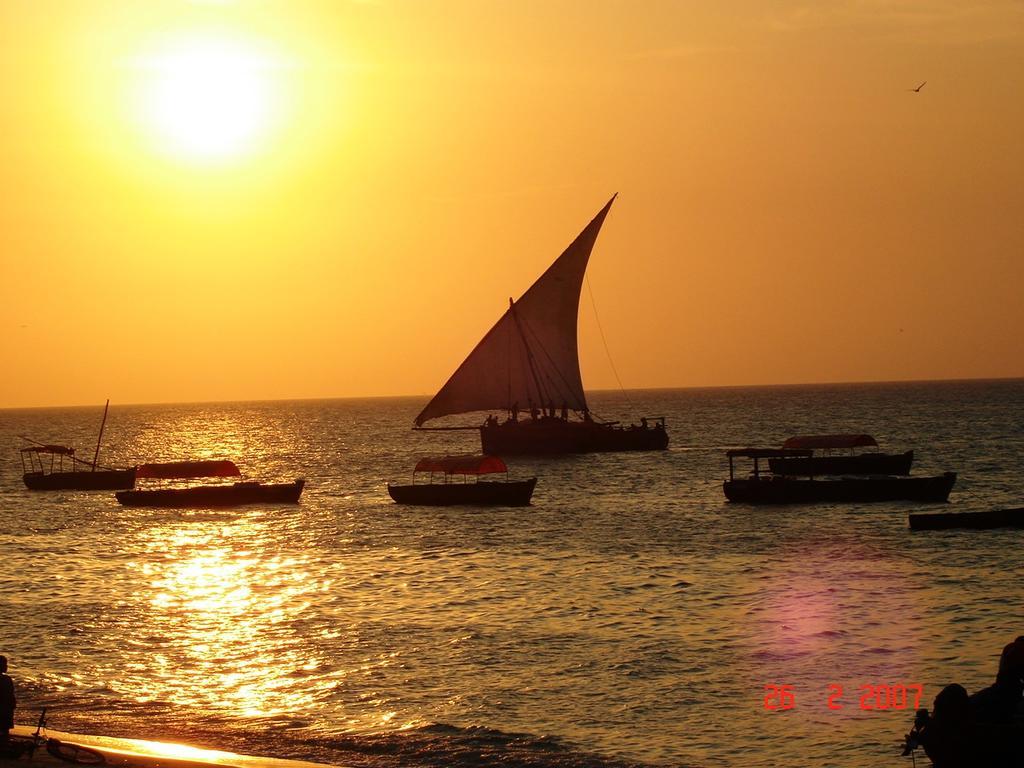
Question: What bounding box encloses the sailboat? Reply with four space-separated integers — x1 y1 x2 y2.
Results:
414 195 669 455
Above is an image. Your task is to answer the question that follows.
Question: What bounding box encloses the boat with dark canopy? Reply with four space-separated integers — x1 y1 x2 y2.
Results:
724 448 956 504
768 434 913 476
116 478 304 507
909 507 1024 531
20 444 136 490
20 400 135 490
414 196 668 455
388 455 536 506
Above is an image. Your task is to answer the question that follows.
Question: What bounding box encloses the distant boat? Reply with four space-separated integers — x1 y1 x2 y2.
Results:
723 448 956 504
388 455 536 506
909 507 1024 531
116 479 305 508
414 196 669 455
20 400 135 490
768 434 913 476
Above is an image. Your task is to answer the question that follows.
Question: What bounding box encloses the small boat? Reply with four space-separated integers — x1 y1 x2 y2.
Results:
414 196 669 455
388 455 536 506
909 507 1024 531
116 479 305 507
769 434 913 476
20 401 135 490
723 448 956 504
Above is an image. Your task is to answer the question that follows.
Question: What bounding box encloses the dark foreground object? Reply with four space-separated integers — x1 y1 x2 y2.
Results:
23 468 136 491
724 472 957 504
481 419 668 455
388 477 537 506
909 506 1024 531
116 479 305 507
769 450 914 477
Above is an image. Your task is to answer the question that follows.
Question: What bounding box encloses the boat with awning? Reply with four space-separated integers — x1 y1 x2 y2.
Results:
414 196 668 455
20 401 135 490
768 434 913 476
116 479 304 507
723 448 955 504
388 455 536 506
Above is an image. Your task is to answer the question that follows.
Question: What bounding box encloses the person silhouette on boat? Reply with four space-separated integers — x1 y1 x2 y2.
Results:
0 655 15 744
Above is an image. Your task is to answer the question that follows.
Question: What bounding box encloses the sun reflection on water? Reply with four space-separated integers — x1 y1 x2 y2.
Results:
130 516 334 718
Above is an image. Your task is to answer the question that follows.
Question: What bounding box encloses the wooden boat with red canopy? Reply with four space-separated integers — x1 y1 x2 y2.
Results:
117 460 302 507
768 434 913 476
388 455 537 506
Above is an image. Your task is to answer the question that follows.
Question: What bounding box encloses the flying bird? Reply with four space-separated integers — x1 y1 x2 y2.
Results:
909 81 926 92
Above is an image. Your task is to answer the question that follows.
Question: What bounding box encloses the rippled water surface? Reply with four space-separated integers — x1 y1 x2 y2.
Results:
2 380 1022 767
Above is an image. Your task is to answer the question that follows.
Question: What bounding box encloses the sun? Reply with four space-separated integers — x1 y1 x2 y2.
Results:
136 35 283 162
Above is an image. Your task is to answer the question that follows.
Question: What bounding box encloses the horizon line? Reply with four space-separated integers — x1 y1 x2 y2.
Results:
2 374 1022 412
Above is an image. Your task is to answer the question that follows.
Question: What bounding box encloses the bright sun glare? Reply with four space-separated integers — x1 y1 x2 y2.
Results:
137 35 282 162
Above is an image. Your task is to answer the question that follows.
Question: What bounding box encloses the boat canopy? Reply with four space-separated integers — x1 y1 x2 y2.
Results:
414 196 617 426
782 434 878 450
21 445 75 456
136 460 241 479
414 455 508 475
727 448 813 459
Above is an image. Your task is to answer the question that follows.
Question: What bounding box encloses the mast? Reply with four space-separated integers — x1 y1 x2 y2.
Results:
508 297 548 411
92 399 109 472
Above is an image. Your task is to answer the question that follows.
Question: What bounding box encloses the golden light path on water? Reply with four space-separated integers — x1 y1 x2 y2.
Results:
136 518 327 717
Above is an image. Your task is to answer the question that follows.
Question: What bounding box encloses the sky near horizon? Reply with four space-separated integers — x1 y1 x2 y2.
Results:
1 1 1022 408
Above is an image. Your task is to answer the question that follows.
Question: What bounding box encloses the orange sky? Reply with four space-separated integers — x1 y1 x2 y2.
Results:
1 1 1022 408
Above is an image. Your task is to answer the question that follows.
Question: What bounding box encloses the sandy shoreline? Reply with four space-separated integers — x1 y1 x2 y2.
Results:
6 726 341 768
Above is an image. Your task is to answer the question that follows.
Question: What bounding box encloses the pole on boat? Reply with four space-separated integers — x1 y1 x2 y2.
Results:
92 399 109 472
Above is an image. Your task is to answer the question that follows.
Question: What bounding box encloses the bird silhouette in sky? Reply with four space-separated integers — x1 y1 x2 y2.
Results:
909 81 927 92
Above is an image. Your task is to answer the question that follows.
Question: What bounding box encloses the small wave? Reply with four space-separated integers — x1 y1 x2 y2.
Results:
318 722 670 768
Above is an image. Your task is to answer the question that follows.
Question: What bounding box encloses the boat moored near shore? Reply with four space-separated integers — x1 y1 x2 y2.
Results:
723 448 956 504
388 455 536 506
909 507 1024 530
116 479 305 507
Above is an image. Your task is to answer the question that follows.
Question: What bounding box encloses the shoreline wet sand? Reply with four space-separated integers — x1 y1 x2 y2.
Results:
7 726 342 768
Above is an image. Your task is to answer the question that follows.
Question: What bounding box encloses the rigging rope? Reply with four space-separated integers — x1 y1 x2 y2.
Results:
585 274 632 409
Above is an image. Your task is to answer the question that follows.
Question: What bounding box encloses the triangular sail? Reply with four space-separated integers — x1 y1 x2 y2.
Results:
415 196 616 426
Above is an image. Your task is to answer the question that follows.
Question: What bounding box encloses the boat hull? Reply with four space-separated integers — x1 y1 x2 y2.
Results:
388 478 537 506
480 419 668 455
768 450 913 476
23 469 136 491
116 480 305 507
723 472 956 505
909 507 1024 531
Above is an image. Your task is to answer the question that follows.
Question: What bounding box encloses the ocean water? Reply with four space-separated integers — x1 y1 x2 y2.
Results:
1 380 1022 768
